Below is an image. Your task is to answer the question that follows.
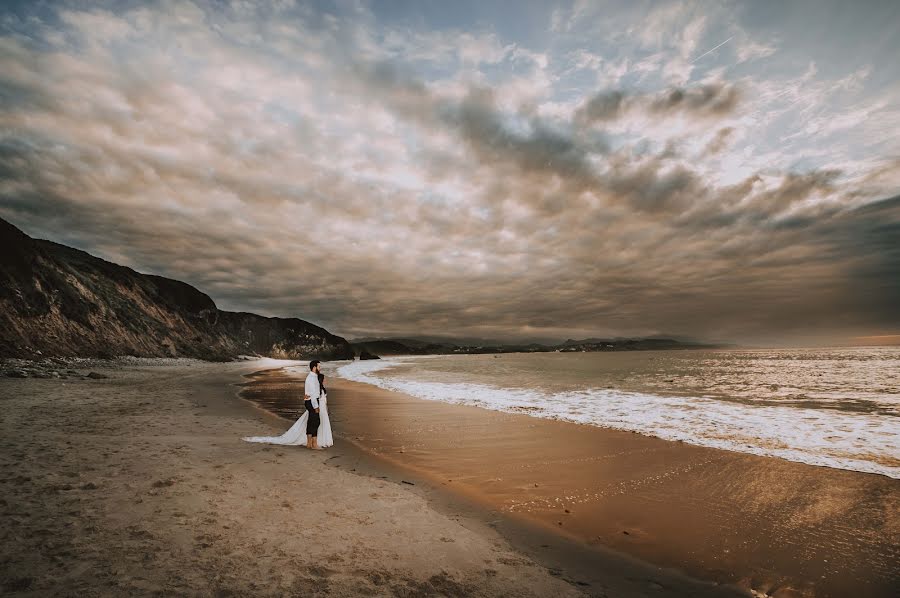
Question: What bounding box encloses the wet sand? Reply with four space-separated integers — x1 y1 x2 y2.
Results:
242 367 900 598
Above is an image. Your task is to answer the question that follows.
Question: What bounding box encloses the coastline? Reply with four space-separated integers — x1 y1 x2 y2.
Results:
240 365 900 598
240 366 751 598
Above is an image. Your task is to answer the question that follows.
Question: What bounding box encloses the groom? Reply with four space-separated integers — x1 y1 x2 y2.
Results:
304 360 323 450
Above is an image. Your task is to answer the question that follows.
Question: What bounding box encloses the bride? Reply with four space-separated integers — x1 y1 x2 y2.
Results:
242 370 333 448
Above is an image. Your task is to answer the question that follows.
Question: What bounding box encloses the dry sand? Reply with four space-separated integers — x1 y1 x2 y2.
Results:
241 367 899 598
1 358 585 597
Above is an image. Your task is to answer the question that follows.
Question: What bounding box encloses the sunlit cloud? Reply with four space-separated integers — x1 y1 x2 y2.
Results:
0 0 898 345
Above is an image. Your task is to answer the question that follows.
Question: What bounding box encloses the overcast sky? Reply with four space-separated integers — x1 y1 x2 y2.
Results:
1 0 898 345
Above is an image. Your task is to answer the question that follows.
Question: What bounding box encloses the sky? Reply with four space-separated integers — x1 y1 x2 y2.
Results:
0 0 898 345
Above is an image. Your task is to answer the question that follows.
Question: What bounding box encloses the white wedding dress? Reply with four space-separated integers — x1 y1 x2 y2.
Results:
242 392 333 448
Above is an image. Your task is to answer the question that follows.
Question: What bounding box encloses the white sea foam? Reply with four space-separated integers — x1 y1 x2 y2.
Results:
336 357 900 479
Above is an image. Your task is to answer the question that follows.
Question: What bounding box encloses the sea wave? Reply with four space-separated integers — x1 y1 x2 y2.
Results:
336 358 900 479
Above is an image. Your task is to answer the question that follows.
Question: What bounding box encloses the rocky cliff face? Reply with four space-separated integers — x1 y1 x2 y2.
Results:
0 217 354 361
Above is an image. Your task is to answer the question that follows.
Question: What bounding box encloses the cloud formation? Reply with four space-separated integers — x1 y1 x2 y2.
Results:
0 0 898 345
575 82 740 124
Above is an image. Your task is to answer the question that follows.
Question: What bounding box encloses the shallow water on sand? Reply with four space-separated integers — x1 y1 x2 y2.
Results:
331 347 900 478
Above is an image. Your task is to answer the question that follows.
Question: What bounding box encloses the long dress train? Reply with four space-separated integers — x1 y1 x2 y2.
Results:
317 394 334 447
242 393 333 447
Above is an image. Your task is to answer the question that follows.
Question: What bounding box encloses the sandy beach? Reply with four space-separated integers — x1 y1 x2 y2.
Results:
241 366 900 598
2 358 897 597
1 358 587 597
0 357 748 598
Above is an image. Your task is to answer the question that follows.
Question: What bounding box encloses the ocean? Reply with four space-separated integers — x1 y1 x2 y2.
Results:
330 347 900 479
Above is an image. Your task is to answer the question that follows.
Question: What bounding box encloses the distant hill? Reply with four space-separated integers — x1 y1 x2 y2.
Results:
350 339 450 356
557 338 713 351
352 335 719 357
350 335 511 348
0 217 354 361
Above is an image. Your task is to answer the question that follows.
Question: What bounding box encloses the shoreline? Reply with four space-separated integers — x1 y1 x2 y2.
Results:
335 351 900 480
238 365 751 598
240 364 900 598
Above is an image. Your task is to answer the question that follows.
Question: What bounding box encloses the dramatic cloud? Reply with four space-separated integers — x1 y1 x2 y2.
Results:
0 0 898 345
575 82 740 124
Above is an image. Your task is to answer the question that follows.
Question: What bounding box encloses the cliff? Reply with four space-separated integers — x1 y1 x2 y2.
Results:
0 217 354 361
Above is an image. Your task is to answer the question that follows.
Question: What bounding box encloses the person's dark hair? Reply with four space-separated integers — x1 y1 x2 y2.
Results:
309 360 320 371
318 372 326 393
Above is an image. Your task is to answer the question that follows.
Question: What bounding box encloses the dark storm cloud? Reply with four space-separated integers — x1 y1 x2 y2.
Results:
811 194 900 327
358 59 607 180
448 88 606 195
355 59 709 216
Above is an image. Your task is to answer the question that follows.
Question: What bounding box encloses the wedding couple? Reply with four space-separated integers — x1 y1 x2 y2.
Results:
242 360 333 449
